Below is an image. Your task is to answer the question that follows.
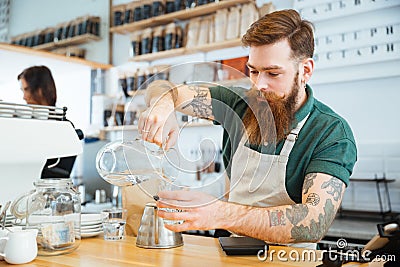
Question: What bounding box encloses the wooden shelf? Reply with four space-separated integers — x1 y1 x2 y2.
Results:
110 0 253 34
130 38 242 62
130 47 186 62
188 38 244 53
31 34 101 51
0 43 112 70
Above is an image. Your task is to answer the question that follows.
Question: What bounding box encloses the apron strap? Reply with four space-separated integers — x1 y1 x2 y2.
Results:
280 114 310 158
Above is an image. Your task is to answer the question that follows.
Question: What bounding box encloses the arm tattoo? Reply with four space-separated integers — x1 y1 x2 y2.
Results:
268 210 286 227
321 176 343 202
303 173 317 194
305 193 320 206
291 199 335 242
181 85 212 118
286 204 309 226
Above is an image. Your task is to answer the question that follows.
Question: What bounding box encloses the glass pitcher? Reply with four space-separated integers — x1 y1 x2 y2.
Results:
10 178 81 256
96 136 180 188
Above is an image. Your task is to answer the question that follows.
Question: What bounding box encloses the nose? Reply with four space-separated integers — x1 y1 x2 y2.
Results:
254 72 269 92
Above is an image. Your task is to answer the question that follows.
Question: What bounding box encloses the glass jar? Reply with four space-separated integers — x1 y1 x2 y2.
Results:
11 179 81 256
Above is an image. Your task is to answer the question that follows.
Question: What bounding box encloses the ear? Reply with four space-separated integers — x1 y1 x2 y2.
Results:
301 58 314 84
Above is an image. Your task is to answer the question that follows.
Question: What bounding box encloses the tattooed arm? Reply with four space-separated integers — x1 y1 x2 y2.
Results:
139 80 213 148
144 80 214 119
157 173 345 244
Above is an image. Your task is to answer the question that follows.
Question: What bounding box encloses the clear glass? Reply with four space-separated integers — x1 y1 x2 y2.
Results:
101 208 127 241
96 135 180 188
19 179 81 256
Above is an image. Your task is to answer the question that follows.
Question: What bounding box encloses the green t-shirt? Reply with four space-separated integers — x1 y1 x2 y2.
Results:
209 85 357 203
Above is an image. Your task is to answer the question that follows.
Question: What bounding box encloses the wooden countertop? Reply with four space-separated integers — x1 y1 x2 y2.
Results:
0 235 376 266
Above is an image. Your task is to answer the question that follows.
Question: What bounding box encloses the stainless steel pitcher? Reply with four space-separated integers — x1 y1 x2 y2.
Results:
136 203 183 248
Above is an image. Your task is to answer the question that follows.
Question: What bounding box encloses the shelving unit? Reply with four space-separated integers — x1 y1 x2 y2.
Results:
32 33 101 51
0 43 111 70
110 0 252 34
339 176 397 220
130 38 242 62
103 0 256 138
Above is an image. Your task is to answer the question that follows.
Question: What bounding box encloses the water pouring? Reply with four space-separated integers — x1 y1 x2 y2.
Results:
96 135 183 248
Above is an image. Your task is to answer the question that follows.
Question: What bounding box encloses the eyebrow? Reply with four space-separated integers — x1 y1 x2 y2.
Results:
246 62 283 71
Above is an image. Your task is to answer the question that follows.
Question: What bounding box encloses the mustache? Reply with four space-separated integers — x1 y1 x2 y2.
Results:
248 88 285 104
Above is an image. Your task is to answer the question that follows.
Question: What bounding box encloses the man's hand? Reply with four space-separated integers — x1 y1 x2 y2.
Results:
156 190 226 232
138 97 179 150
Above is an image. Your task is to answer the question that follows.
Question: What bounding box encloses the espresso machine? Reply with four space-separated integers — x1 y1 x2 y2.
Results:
0 101 83 205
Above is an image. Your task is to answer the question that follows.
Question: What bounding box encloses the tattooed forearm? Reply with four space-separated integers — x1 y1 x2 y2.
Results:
290 199 335 242
303 173 317 194
305 193 320 206
321 177 343 201
268 210 286 227
181 85 212 118
286 204 309 226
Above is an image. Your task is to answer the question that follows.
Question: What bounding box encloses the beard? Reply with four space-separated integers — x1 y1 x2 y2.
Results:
242 73 300 146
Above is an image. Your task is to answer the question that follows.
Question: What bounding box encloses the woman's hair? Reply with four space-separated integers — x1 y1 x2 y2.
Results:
242 9 315 61
17 65 57 106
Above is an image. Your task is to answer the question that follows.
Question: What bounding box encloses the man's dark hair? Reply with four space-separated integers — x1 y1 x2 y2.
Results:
242 9 315 61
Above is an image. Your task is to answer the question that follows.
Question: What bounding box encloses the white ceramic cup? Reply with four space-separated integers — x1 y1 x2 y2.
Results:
0 229 38 264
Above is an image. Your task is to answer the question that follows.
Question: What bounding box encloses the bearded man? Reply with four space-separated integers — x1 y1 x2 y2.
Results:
138 9 357 248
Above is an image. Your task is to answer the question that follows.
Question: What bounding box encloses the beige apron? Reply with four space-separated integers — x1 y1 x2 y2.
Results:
229 115 316 249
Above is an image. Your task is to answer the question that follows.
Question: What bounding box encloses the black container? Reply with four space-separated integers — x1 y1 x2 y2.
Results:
164 33 174 50
32 33 43 47
126 76 136 93
78 20 87 35
26 36 33 47
61 25 70 40
137 74 146 90
104 110 112 127
152 36 164 53
54 27 63 41
152 1 164 17
197 0 208 5
118 77 128 97
92 21 100 36
94 22 100 36
165 1 175 13
114 11 124 26
141 37 151 54
133 6 142 21
175 27 183 49
44 32 54 44
142 4 152 20
84 19 100 36
174 0 184 11
131 40 141 57
68 24 76 38
124 9 133 24
185 0 196 8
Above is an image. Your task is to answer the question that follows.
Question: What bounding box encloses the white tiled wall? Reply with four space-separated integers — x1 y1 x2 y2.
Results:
343 142 400 213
